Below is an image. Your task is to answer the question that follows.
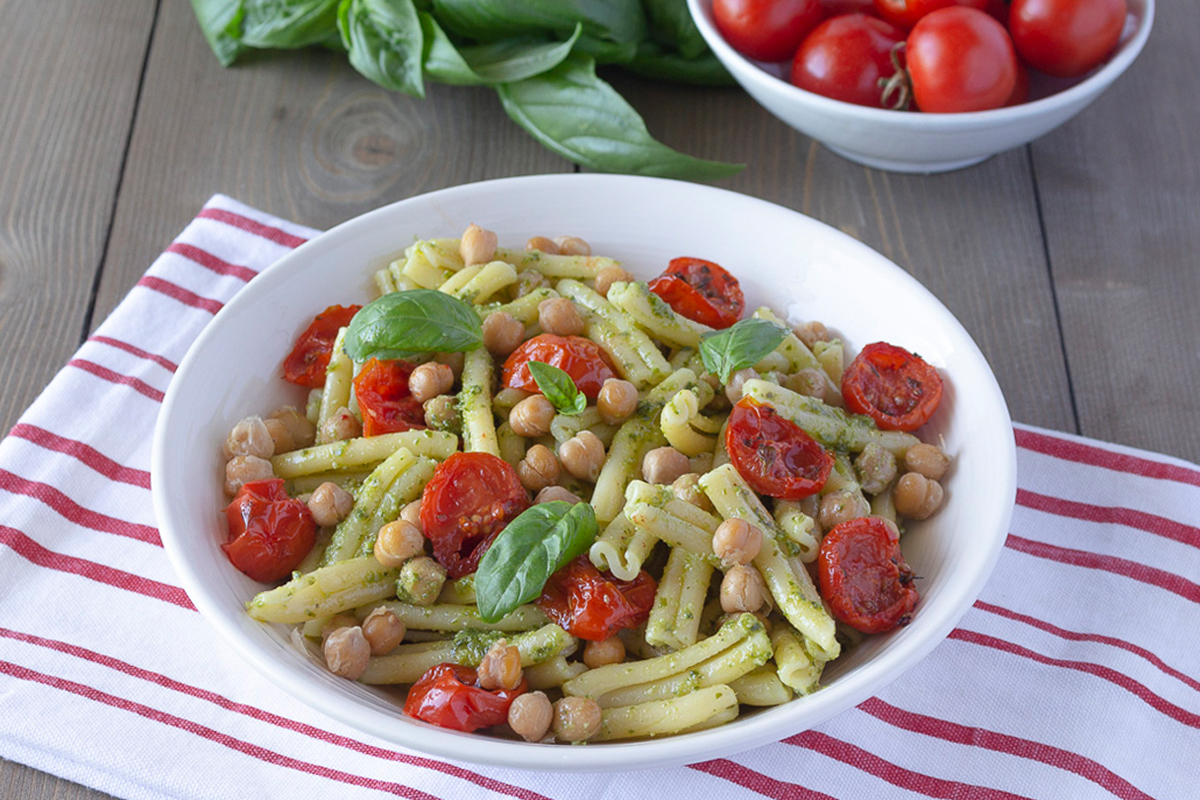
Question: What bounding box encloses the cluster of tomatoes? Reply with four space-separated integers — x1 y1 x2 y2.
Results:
712 0 1129 112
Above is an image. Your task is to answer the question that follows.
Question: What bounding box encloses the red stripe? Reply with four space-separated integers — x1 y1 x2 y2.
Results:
689 758 839 800
0 660 442 800
8 424 151 490
859 697 1153 800
166 241 259 283
974 600 1200 693
1017 488 1200 549
0 526 191 608
1015 428 1200 487
786 729 1037 800
949 629 1200 729
198 207 308 249
1006 534 1200 603
0 470 160 545
137 275 225 315
67 358 165 402
0 628 552 800
89 335 178 373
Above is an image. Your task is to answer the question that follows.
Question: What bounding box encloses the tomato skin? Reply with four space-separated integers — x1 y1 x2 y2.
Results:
842 341 944 432
712 0 826 62
725 397 834 499
420 452 530 579
353 357 426 437
536 556 657 641
906 6 1018 113
821 0 876 14
648 257 745 329
790 14 907 108
501 334 616 400
282 304 361 388
818 516 918 633
1009 0 1127 78
873 0 988 30
222 479 317 582
403 663 526 732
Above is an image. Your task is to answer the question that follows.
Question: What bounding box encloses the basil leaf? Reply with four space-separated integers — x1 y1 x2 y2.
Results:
642 0 707 59
527 361 586 416
241 0 340 49
422 15 581 85
190 0 246 66
432 0 646 45
699 318 789 384
338 0 425 98
474 501 598 624
496 53 743 181
626 41 735 87
344 289 482 361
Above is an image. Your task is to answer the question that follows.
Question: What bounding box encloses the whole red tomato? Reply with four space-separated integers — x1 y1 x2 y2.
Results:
536 555 657 641
647 256 745 329
790 14 907 108
403 663 526 732
712 0 826 62
906 6 1018 113
1008 0 1127 78
821 0 875 14
420 452 530 579
841 341 944 432
282 304 361 388
501 334 616 399
726 397 833 499
353 357 426 437
222 479 316 582
818 516 918 633
873 0 989 29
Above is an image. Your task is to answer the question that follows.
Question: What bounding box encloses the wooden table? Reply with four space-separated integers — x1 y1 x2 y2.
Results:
2 2 1195 797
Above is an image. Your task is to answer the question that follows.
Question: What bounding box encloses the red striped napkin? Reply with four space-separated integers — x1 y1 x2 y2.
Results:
1 195 1195 800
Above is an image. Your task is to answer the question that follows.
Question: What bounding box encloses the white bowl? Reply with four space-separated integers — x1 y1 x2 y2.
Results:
153 174 1016 771
688 0 1154 172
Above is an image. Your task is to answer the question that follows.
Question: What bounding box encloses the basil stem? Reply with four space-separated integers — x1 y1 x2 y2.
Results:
699 318 789 384
527 360 586 416
343 289 483 361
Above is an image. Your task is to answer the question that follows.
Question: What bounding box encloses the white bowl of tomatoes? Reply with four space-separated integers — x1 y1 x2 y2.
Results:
689 0 1154 172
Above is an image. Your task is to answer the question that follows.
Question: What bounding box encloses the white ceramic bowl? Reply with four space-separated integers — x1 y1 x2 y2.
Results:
153 174 1016 771
688 0 1154 172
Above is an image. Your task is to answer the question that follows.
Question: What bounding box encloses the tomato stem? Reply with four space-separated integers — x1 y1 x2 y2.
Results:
878 42 912 111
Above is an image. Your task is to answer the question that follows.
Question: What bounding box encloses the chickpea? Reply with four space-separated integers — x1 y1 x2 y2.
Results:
262 417 294 454
712 518 763 567
819 490 869 531
583 636 625 669
307 481 354 527
477 639 523 691
374 520 425 568
593 265 634 298
784 368 839 406
481 311 525 357
535 485 582 504
396 556 446 605
269 405 316 450
554 235 591 256
854 442 898 496
596 378 638 425
671 472 714 511
399 499 422 529
793 320 831 350
894 472 945 520
224 455 273 495
517 444 560 492
526 235 560 254
513 269 547 297
559 430 606 482
323 626 370 680
423 395 460 433
224 416 274 460
361 607 405 655
408 362 455 403
725 367 759 405
508 691 553 742
508 395 556 438
460 223 498 266
904 443 951 481
320 614 359 642
720 564 768 614
641 446 691 486
434 350 465 379
319 407 361 443
537 297 585 337
552 696 603 743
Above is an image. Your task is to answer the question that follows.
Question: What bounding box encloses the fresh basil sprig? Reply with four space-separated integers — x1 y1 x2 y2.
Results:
699 318 789 384
474 501 598 623
343 289 482 361
527 360 586 416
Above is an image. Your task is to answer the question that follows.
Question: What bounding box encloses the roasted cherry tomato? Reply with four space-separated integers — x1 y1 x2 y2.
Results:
420 452 530 579
872 0 988 29
725 397 834 499
906 6 1018 112
536 555 657 641
647 257 745 329
353 357 426 437
790 14 907 108
222 478 316 582
1008 0 1127 78
501 334 616 400
818 516 918 633
282 304 361 388
712 0 826 63
841 341 943 432
403 663 526 732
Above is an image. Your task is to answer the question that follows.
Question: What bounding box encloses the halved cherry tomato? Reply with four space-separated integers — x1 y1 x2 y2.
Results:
403 663 526 732
222 478 316 582
353 357 426 437
420 452 530 579
818 516 918 633
536 555 657 641
725 397 834 499
841 341 944 432
906 6 1018 113
282 304 361 388
501 334 616 400
712 0 827 63
1008 0 1127 78
647 257 745 329
872 0 988 30
790 14 907 108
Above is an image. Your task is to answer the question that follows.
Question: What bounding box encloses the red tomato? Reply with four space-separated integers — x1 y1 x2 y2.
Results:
790 14 907 108
1006 59 1030 106
1008 0 1127 78
872 0 988 29
282 304 361 388
353 357 426 437
403 663 526 732
222 479 317 582
536 556 657 641
906 6 1018 113
501 334 616 400
647 257 745 329
821 0 876 14
712 0 826 62
818 516 918 633
725 397 834 499
841 341 944 432
420 452 530 579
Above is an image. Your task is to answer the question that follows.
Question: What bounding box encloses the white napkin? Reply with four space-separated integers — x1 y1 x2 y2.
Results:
0 195 1194 800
